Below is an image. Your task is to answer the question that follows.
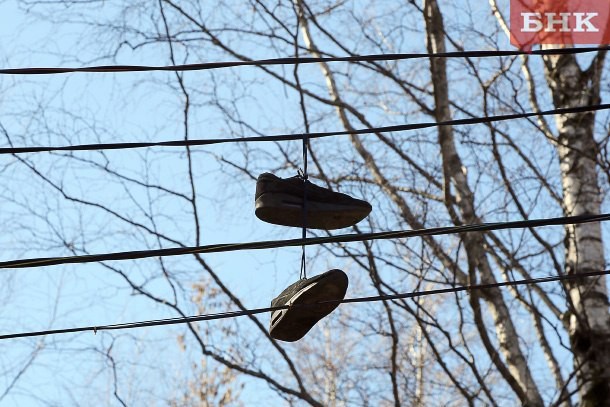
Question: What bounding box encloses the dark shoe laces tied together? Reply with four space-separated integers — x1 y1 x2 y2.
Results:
299 167 308 280
299 133 309 280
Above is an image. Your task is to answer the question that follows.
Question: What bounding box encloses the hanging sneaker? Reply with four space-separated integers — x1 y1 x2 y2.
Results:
255 172 372 229
269 269 348 342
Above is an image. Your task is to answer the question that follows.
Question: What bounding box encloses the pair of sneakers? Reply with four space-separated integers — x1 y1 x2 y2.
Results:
255 172 372 342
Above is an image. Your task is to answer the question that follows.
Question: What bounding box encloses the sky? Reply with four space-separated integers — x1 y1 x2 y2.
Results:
0 1 372 404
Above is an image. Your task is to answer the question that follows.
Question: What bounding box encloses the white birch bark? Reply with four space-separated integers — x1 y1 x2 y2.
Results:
543 50 610 407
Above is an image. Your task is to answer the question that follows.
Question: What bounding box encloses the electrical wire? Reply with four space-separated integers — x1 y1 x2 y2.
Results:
0 44 607 337
1 213 608 270
2 103 609 155
1 268 607 340
1 44 608 341
1 46 609 75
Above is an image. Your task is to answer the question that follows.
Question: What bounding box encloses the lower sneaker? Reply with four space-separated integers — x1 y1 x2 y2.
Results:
269 269 348 342
255 172 372 229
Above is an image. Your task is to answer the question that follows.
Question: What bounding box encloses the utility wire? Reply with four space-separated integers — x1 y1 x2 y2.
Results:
1 46 609 75
1 46 608 341
1 268 607 340
1 213 608 270
2 103 609 155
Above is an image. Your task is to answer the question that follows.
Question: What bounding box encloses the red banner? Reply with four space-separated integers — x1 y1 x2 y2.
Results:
510 0 610 48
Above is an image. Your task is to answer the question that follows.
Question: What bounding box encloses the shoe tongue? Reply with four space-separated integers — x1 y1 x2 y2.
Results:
289 174 309 184
297 168 308 179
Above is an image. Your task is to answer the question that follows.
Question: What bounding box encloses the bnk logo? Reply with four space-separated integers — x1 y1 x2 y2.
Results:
510 0 610 48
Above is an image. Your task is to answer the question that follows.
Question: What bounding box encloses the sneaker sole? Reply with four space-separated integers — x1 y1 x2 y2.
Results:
255 192 370 229
270 270 348 342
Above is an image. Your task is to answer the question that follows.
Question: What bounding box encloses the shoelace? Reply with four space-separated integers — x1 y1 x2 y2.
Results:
298 169 308 280
295 36 310 281
299 134 309 280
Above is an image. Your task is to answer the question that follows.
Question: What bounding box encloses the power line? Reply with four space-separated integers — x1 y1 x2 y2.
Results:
1 268 607 340
2 103 609 155
1 213 608 270
1 46 609 76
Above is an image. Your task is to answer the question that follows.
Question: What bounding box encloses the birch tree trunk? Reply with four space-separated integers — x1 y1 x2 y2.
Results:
543 50 610 407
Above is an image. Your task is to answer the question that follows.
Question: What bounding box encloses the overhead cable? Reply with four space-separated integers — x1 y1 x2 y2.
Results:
1 46 609 76
2 103 609 155
1 213 608 270
1 268 607 340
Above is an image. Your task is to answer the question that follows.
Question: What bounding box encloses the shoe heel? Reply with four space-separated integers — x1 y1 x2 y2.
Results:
255 192 304 227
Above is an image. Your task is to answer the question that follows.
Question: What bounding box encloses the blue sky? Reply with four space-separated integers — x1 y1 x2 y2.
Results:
0 2 375 404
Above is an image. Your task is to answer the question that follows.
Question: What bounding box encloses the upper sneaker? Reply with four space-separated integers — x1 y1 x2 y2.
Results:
270 269 348 342
255 172 372 229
